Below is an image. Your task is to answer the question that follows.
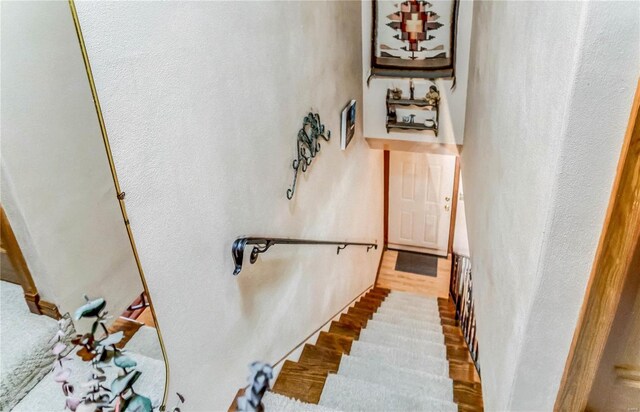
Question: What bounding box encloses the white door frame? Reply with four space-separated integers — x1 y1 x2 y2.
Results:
387 152 456 256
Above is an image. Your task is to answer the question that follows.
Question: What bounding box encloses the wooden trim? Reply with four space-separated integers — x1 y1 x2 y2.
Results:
447 156 461 255
555 79 640 410
1 206 62 320
383 150 390 245
38 299 62 320
365 137 462 155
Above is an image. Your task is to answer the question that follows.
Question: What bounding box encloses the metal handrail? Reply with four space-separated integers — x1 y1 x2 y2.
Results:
231 237 377 276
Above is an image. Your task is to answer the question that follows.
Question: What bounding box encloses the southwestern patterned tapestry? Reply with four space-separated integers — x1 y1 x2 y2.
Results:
371 0 459 78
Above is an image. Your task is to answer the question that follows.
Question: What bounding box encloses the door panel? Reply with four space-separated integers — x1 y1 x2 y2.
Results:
388 152 455 256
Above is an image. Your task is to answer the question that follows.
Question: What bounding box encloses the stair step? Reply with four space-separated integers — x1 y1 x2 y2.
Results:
347 306 374 320
358 329 447 360
389 290 436 300
328 321 360 339
371 287 391 295
339 313 368 328
358 295 384 307
349 340 449 376
318 374 457 411
365 318 445 342
271 360 327 404
385 293 439 305
262 392 335 411
337 355 454 402
384 298 440 312
373 312 442 329
449 359 481 384
377 305 441 320
315 331 353 355
453 381 484 408
298 344 342 374
353 300 379 313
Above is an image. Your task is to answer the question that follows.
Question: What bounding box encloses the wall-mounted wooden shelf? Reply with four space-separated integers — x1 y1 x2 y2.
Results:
386 121 437 133
386 84 440 136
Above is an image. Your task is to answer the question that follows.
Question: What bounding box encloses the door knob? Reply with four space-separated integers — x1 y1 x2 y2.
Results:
444 205 450 211
445 197 451 202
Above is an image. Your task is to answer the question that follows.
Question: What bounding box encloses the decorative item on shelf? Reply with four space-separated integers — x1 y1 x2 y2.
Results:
390 88 402 100
385 81 440 135
340 100 357 151
425 85 441 106
286 112 330 200
371 0 460 79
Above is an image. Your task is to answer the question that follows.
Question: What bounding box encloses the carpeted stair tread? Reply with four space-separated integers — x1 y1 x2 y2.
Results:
381 298 440 313
378 299 441 314
318 374 457 412
349 341 449 376
377 306 442 322
385 293 439 304
336 355 454 402
365 318 444 342
358 329 447 359
373 312 442 330
388 290 438 300
263 392 337 411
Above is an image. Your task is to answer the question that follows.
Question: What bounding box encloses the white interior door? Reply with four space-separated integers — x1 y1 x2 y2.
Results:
388 152 456 256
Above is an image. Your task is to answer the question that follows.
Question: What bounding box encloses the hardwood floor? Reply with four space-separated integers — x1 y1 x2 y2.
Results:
376 249 452 298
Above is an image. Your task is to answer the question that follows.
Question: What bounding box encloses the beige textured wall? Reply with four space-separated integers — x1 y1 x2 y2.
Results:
1 1 142 320
461 2 639 410
75 1 384 408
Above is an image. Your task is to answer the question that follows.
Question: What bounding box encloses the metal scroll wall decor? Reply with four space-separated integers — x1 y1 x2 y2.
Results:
371 0 460 79
286 112 330 200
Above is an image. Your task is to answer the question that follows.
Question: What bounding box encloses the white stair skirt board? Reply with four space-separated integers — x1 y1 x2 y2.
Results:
373 312 443 331
262 392 337 412
318 374 457 412
358 329 447 359
349 341 449 377
13 352 165 411
337 355 454 402
365 318 444 342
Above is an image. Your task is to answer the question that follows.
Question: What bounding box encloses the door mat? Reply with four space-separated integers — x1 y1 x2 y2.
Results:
394 251 439 277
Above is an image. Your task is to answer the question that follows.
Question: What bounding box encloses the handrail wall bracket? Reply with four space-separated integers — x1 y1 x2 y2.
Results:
232 237 377 276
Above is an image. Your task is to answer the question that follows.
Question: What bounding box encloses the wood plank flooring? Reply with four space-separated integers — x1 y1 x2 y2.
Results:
376 249 452 298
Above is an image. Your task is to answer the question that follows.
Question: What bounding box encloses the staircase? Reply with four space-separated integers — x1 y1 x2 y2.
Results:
262 287 483 411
